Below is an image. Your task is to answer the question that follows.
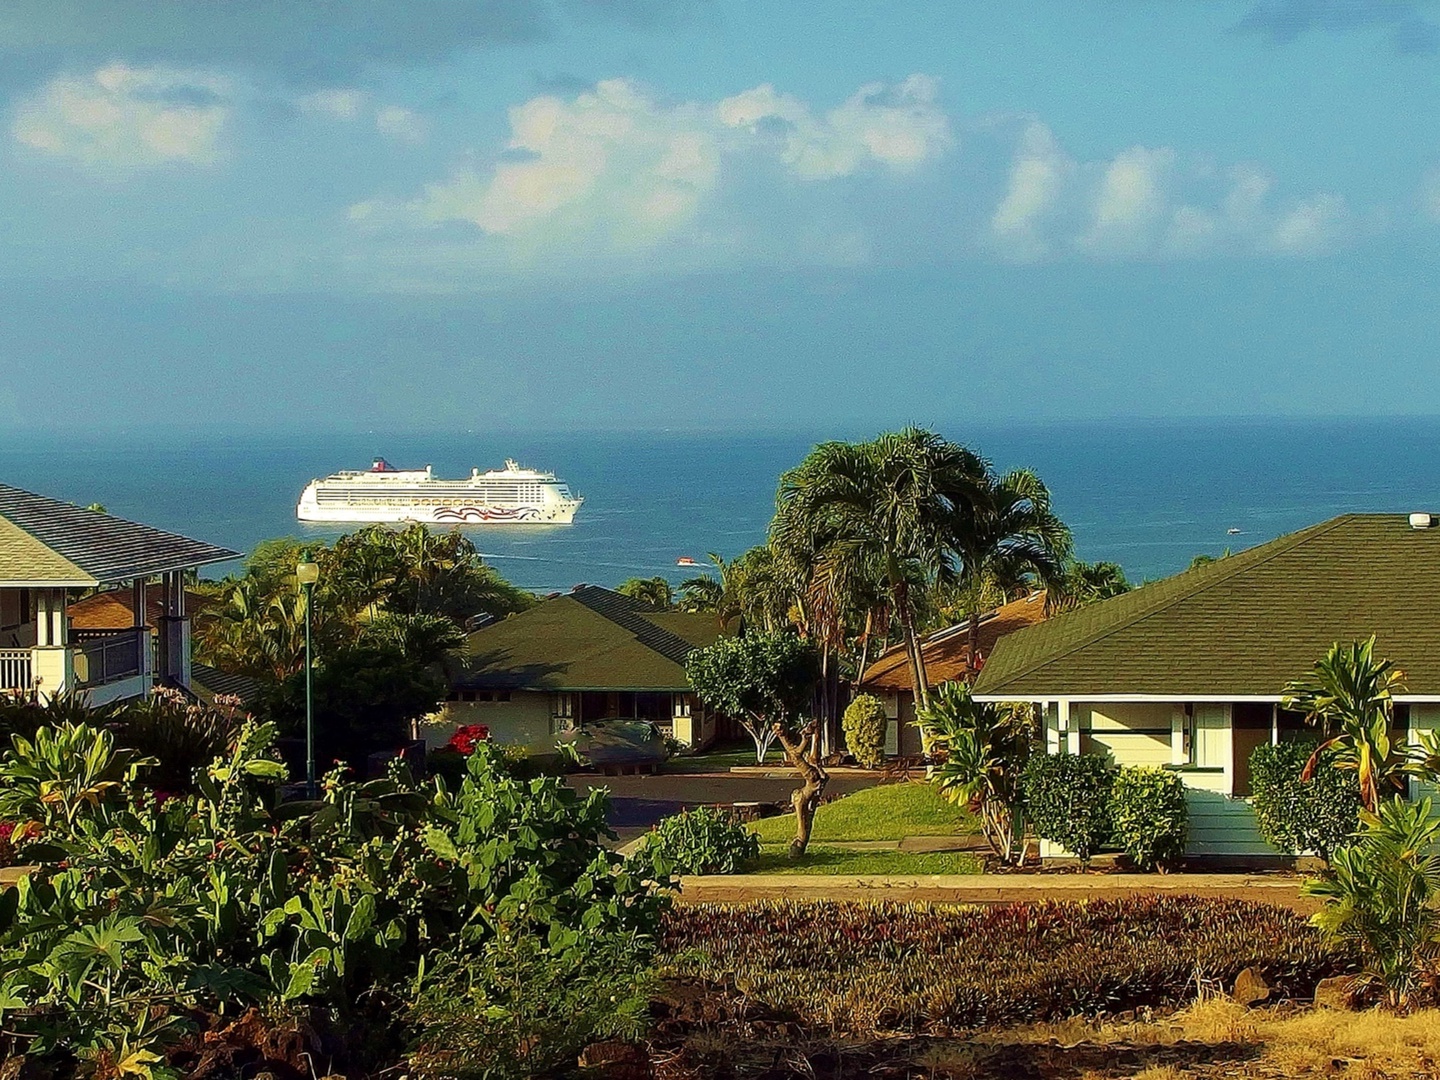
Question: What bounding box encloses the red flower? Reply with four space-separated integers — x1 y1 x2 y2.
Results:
448 724 490 756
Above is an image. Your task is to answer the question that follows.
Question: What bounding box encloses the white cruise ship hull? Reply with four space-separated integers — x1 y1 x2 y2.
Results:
296 458 583 525
297 499 581 525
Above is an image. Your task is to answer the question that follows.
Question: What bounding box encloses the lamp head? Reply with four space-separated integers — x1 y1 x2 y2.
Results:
296 559 320 587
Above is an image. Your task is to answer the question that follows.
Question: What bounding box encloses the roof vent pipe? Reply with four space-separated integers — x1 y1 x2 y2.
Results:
1410 512 1435 530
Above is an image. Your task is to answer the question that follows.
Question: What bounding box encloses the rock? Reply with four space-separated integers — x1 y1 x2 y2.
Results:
1314 975 1354 1010
1232 966 1270 1006
578 1040 652 1079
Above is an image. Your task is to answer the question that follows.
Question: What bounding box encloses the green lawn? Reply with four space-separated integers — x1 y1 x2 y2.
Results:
746 846 982 875
748 780 977 844
663 744 768 774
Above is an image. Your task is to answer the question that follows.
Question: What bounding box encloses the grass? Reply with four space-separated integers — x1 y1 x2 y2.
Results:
747 780 977 844
663 744 767 774
745 846 981 875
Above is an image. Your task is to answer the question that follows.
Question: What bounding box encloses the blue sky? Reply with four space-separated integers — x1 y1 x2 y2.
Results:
3 0 1440 432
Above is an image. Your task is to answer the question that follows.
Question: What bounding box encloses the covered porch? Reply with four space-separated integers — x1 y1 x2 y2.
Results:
0 484 239 705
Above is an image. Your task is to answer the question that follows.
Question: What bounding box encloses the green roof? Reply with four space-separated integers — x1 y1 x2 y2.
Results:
457 585 725 692
973 514 1440 699
0 484 239 586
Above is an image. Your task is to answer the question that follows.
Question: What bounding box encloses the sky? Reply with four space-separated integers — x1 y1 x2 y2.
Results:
3 0 1440 433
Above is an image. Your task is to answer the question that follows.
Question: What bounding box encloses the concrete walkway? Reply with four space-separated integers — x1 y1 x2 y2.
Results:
675 872 1317 913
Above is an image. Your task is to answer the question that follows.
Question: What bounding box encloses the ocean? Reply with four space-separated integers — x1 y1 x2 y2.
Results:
1 418 1436 591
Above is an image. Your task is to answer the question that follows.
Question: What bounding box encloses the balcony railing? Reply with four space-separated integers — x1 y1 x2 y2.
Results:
0 649 31 693
73 629 144 687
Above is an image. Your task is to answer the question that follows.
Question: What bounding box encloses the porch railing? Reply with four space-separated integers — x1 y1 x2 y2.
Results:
0 649 31 693
74 630 144 687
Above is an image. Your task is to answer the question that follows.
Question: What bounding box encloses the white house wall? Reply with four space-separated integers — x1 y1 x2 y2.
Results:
1041 698 1272 859
1412 703 1440 803
429 693 556 753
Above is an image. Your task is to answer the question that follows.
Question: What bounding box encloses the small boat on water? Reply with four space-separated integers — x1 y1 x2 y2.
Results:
676 556 697 566
1227 528 1242 535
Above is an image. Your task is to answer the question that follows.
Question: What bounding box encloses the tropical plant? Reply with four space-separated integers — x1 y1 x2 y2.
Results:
1250 739 1362 862
631 806 760 876
1023 753 1114 867
1304 796 1440 1008
1281 637 1409 812
919 681 1032 864
773 428 988 713
407 931 654 1080
676 572 723 614
946 467 1072 672
106 687 246 793
616 575 674 610
841 694 889 769
1108 766 1188 871
1052 558 1131 611
685 633 823 854
0 719 665 1073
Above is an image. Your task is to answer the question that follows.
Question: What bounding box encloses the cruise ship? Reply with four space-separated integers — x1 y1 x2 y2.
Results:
296 458 583 524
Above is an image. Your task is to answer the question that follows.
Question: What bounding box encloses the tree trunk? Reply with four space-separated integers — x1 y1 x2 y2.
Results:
775 722 828 857
967 609 983 676
892 578 931 712
743 719 777 764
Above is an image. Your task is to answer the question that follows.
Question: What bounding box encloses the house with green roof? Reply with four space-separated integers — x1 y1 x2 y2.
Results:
435 584 730 753
0 483 239 706
972 513 1440 859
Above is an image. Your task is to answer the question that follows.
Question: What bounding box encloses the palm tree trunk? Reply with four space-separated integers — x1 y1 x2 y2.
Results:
891 576 931 712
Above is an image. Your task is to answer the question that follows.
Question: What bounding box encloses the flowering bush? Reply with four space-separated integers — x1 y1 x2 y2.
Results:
448 723 490 756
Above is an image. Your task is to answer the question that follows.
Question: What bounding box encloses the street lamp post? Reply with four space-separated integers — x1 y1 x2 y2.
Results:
296 556 321 799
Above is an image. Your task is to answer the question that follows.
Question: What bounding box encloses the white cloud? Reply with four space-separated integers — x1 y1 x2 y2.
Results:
12 63 232 171
298 88 367 121
716 74 951 180
990 121 1069 259
1268 193 1348 253
356 76 949 261
988 122 1348 262
374 104 427 143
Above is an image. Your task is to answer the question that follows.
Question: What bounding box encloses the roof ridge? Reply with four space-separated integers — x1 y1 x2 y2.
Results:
567 585 699 666
982 515 1355 692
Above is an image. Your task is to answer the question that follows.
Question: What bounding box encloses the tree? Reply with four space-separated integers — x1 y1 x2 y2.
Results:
685 633 823 854
918 681 1032 865
615 576 674 610
947 467 1072 673
1281 636 1409 813
773 428 987 713
675 574 723 614
1052 559 1131 611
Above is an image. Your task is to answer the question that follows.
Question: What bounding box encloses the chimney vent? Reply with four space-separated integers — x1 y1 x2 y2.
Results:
1410 512 1435 530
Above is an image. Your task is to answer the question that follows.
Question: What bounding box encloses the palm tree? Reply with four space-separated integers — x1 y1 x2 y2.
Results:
947 467 1072 673
1282 636 1409 813
616 576 674 610
676 574 723 613
1049 558 1131 612
773 428 987 712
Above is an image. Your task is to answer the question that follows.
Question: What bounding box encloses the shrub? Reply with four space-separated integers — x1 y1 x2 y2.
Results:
919 682 1032 865
107 688 245 793
1023 753 1114 865
407 932 653 1080
1109 765 1188 871
0 719 666 1073
1251 739 1362 862
447 723 489 755
842 695 889 769
661 896 1353 1033
1305 796 1440 1009
633 805 760 875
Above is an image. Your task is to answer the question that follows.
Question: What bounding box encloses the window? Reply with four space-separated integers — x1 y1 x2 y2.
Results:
1179 703 1227 770
673 694 692 718
460 690 476 703
553 693 574 719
